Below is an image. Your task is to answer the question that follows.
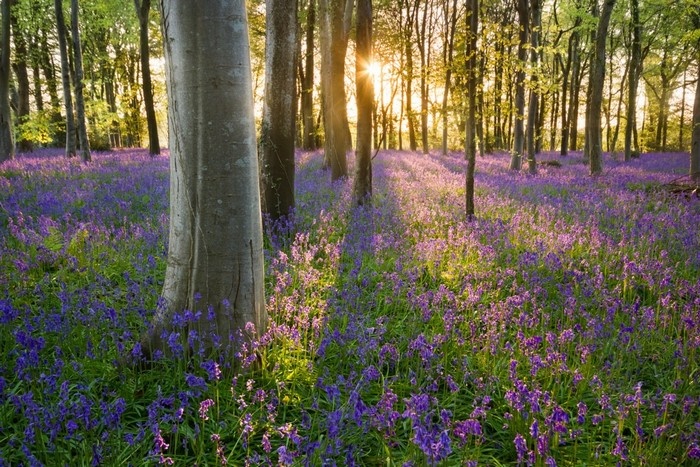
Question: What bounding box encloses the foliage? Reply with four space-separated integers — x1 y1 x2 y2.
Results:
1 148 699 465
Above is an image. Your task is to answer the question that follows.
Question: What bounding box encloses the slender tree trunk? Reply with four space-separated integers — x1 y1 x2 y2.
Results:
55 0 76 158
146 0 266 358
691 53 700 181
588 0 616 175
353 0 372 205
301 0 317 150
680 68 687 151
320 0 351 180
465 0 478 219
135 0 160 155
568 32 581 151
526 0 541 174
510 0 528 170
0 0 12 162
416 1 430 154
10 6 31 152
441 0 458 155
494 37 504 150
71 0 90 162
624 0 641 160
261 0 298 221
404 0 417 152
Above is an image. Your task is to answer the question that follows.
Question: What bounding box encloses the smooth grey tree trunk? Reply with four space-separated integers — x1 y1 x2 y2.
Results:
691 53 700 182
55 0 76 158
146 0 266 358
353 0 372 205
465 0 478 219
0 0 12 162
588 0 616 175
320 0 352 180
261 0 298 221
10 7 31 152
301 0 317 150
70 0 90 162
526 0 541 174
441 0 458 156
510 0 528 170
135 0 160 155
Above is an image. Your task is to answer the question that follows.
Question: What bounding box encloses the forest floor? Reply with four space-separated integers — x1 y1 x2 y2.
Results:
0 147 699 465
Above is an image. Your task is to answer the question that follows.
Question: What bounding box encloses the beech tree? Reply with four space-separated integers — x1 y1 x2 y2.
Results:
71 0 90 162
260 0 297 221
144 0 266 357
320 0 353 180
587 0 616 175
134 0 160 155
0 0 11 162
465 0 478 218
353 0 372 205
54 0 76 158
509 0 528 170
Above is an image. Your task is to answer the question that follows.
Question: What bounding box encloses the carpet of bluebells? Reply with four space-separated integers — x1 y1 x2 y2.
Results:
1 147 699 466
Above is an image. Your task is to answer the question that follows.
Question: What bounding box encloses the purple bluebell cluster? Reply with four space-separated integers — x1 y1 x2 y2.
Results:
1 148 698 465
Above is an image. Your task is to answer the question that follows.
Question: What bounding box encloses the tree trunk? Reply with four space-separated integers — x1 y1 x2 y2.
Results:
465 0 478 218
135 0 160 155
416 1 430 154
10 5 31 152
691 53 700 181
353 0 372 205
320 0 351 180
526 0 540 174
145 0 266 359
588 0 616 175
404 0 417 152
510 0 528 170
0 0 12 162
261 0 298 221
568 30 581 151
441 0 458 155
55 0 76 158
71 0 90 162
301 0 317 150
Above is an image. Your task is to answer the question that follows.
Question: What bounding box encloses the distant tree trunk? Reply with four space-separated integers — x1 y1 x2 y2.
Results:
588 0 616 175
71 0 90 162
261 0 298 221
353 0 372 205
679 68 687 151
10 6 31 152
135 0 160 155
404 0 417 152
510 0 528 170
494 37 504 150
568 30 581 151
145 0 266 358
559 38 572 155
320 0 352 180
55 0 76 158
0 0 12 162
526 0 541 174
416 1 431 154
691 53 700 181
301 0 317 150
441 0 458 155
465 0 478 218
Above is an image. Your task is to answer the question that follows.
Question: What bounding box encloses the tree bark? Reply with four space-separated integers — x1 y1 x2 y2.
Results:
146 0 266 358
588 0 616 175
261 0 298 221
691 52 700 181
465 0 478 219
70 0 90 162
320 0 352 180
510 0 528 170
0 0 12 162
10 4 31 152
526 0 541 174
353 0 372 205
135 0 160 155
441 0 458 156
55 0 76 158
301 0 317 150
